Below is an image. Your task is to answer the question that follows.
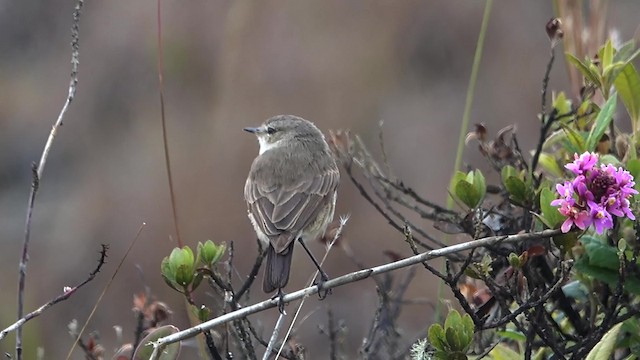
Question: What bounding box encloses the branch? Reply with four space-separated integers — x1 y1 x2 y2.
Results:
149 229 562 358
1 245 106 341
16 1 83 358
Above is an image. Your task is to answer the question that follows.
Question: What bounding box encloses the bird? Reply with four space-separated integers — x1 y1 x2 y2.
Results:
243 115 340 302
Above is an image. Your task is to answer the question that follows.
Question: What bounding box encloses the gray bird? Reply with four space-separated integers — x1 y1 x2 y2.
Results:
244 115 340 297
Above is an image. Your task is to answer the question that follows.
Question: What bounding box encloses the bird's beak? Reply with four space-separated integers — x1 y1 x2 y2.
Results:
243 127 262 134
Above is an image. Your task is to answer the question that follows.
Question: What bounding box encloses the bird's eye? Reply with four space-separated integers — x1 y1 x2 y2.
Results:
266 126 277 135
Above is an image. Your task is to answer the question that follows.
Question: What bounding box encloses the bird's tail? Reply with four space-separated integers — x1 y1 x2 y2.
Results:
263 243 294 293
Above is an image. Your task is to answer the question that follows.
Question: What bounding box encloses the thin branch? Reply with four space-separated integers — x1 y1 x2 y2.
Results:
17 1 83 358
149 229 561 358
274 215 349 359
156 0 182 247
235 240 266 301
0 245 107 341
541 47 556 115
65 223 147 360
262 314 287 360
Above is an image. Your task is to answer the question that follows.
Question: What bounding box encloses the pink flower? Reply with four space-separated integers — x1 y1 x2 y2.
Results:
557 201 591 233
551 152 637 233
565 152 598 175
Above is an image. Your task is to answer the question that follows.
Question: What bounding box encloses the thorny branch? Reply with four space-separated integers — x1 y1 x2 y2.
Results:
1 245 107 341
16 1 83 359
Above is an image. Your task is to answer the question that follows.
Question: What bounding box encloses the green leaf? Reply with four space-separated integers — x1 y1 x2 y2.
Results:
574 257 640 294
581 236 620 270
552 232 579 255
133 325 181 360
586 323 623 360
538 153 564 178
552 91 572 116
599 154 622 167
501 166 517 184
489 343 522 360
460 313 475 350
444 309 463 331
604 62 628 86
199 240 226 266
613 40 638 63
496 329 526 342
428 324 447 351
627 159 640 192
566 54 601 86
504 176 527 204
615 63 640 123
445 327 463 352
473 170 486 205
586 95 617 151
449 171 468 202
540 186 565 229
601 40 614 71
455 180 481 209
560 124 587 153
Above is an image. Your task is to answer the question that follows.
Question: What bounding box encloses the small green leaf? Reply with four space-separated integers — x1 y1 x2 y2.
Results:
444 309 463 331
615 63 640 123
599 154 622 167
504 176 527 204
490 343 523 360
540 187 565 229
574 257 640 294
627 159 640 192
455 180 481 209
473 170 486 204
613 40 639 63
552 91 572 116
586 323 623 360
552 232 579 255
566 54 601 86
501 166 517 184
586 95 617 151
601 40 614 71
449 171 468 202
445 327 463 352
560 124 587 153
133 325 181 360
538 153 564 178
581 236 620 271
428 324 447 351
496 329 526 342
199 240 226 266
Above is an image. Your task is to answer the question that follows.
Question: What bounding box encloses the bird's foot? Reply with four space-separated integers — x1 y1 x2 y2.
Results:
271 289 287 314
315 271 332 300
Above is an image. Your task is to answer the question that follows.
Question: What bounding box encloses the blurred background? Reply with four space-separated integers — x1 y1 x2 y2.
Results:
1 1 639 358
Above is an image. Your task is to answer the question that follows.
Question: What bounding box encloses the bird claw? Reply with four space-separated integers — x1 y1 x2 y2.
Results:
315 271 332 300
271 289 287 315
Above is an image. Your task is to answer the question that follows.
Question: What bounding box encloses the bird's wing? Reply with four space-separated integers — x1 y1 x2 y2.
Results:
245 167 339 253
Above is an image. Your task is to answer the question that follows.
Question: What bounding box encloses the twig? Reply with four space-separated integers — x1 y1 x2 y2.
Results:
235 240 265 301
156 0 182 247
149 229 561 358
65 223 147 360
16 1 83 358
262 314 287 360
204 329 223 360
274 215 349 359
541 47 556 115
0 245 107 341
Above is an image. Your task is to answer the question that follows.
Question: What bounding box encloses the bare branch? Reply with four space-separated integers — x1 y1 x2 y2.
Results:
149 229 561 358
1 245 107 341
16 1 84 358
